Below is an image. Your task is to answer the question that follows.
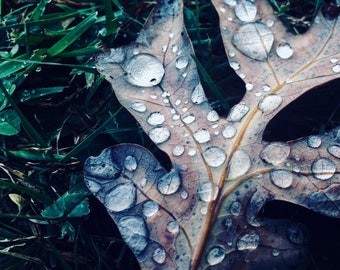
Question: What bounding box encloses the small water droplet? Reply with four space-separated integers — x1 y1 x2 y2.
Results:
35 66 42 72
150 94 158 99
191 83 207 104
228 50 236 57
237 231 260 251
287 226 304 244
173 145 185 156
272 248 280 256
172 44 178 53
182 107 188 112
230 200 242 216
161 45 168 52
258 94 283 113
228 103 250 122
245 82 253 90
270 169 293 188
276 42 293 59
182 114 196 124
229 61 240 70
200 205 208 215
188 148 197 156
149 127 170 144
330 58 338 64
172 114 180 120
228 150 251 179
104 183 136 212
223 0 237 6
181 190 188 199
124 156 137 171
260 142 290 166
175 56 189 69
235 1 257 22
286 78 293 84
175 99 181 106
167 221 179 234
169 32 174 38
328 145 340 158
124 54 164 87
207 246 226 266
147 112 165 125
255 92 262 97
266 18 275 27
311 158 336 180
142 201 159 217
219 5 226 12
157 169 181 195
332 64 340 73
261 84 271 92
194 129 211 143
131 102 147 112
198 182 218 202
203 147 226 167
224 217 232 228
307 135 322 148
222 124 237 139
140 177 147 188
207 110 219 122
153 247 166 264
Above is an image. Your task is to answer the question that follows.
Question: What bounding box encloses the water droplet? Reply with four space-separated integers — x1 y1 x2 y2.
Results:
140 177 147 188
172 44 178 53
175 99 181 106
237 231 260 251
229 61 240 70
276 42 294 59
258 95 283 113
104 183 136 212
245 82 253 91
167 221 179 234
223 0 237 6
173 145 185 156
219 6 226 12
235 1 257 22
228 103 250 122
203 147 226 167
228 150 251 178
287 226 304 244
207 246 225 266
311 158 336 180
261 84 271 92
191 83 207 104
230 200 242 216
255 92 262 97
181 190 188 199
328 145 340 158
182 114 196 124
124 54 164 87
272 248 280 256
131 102 147 112
330 58 338 64
149 127 170 144
200 205 208 215
307 135 322 148
176 56 189 69
118 216 148 255
147 112 165 125
260 142 290 166
224 218 232 228
161 45 168 52
35 66 42 72
153 247 166 264
222 124 237 139
207 110 219 122
198 182 218 202
194 129 211 143
157 169 181 195
172 114 180 120
188 148 197 156
270 169 293 188
169 32 174 38
228 50 236 57
142 201 159 217
182 107 188 112
124 155 137 171
232 22 274 62
332 64 340 73
266 18 275 27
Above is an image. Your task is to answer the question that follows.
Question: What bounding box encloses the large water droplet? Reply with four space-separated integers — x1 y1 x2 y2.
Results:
131 102 147 112
198 182 218 202
332 64 340 73
118 216 148 255
228 150 251 179
207 110 219 122
228 103 250 122
258 95 282 114
172 145 185 157
230 200 242 216
270 169 293 188
194 129 211 143
124 54 164 87
307 135 322 148
203 147 226 167
167 221 179 234
142 201 159 217
147 112 165 125
232 22 274 62
148 127 170 144
237 231 260 251
311 158 336 180
328 145 340 158
191 83 207 104
124 155 137 171
157 169 181 195
104 183 136 212
235 1 257 22
207 246 226 266
222 124 237 139
182 114 196 124
276 42 293 59
287 226 304 244
260 142 290 166
153 247 166 264
176 56 189 69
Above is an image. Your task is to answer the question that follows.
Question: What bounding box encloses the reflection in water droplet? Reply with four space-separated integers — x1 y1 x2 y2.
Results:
142 201 159 217
147 112 165 125
153 247 166 264
167 221 179 234
173 145 185 156
258 95 282 113
131 102 147 112
270 169 293 188
157 169 181 195
230 61 240 70
328 145 340 158
207 246 225 266
230 200 242 216
191 83 207 104
149 127 170 144
276 42 293 59
228 103 250 122
198 182 218 202
287 226 304 244
272 248 280 256
203 147 226 167
176 56 189 69
311 158 336 180
332 64 340 73
194 129 211 143
118 216 148 255
222 124 237 139
207 110 219 122
124 54 164 87
124 156 137 171
235 1 257 22
181 190 188 199
237 231 260 251
104 183 136 212
228 150 251 179
183 114 196 124
307 135 322 148
260 142 290 166
200 205 208 215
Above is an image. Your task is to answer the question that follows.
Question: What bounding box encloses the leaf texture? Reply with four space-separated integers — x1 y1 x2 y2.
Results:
84 0 340 269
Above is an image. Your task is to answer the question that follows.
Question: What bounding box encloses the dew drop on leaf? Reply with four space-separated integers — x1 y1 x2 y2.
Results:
227 103 250 122
327 145 340 158
223 0 237 7
172 145 185 156
172 44 179 53
272 248 280 257
194 129 211 143
200 205 208 215
157 169 181 195
311 158 336 180
236 231 260 251
307 135 322 148
287 226 304 244
222 124 237 139
124 54 165 87
167 221 179 234
229 61 240 70
191 83 207 104
198 182 218 202
227 150 251 179
182 114 196 124
261 84 271 92
148 127 171 144
147 112 165 125
258 94 283 113
131 102 147 112
235 0 257 22
207 246 226 266
175 56 189 69
181 190 188 199
142 201 159 217
104 183 136 212
124 155 137 171
276 42 294 59
188 148 197 156
153 247 166 264
270 169 293 189
332 64 340 73
203 146 226 167
245 82 253 90
260 142 290 166
207 110 219 122
230 200 242 216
